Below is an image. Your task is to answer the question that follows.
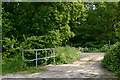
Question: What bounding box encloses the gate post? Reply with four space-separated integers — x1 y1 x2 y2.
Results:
36 50 37 68
22 50 24 60
109 41 110 49
53 49 55 62
45 50 47 65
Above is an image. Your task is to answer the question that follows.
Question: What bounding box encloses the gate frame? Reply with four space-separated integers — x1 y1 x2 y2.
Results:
22 48 56 68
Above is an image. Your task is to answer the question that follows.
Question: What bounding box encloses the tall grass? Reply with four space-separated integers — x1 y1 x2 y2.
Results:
2 59 47 75
2 59 27 75
51 45 82 64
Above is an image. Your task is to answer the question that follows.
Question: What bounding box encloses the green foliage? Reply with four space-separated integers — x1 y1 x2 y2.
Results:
112 71 120 78
53 46 82 64
2 2 85 74
2 37 20 63
102 42 120 77
114 21 120 38
2 2 85 61
114 2 120 38
2 2 85 44
2 46 81 74
2 2 120 75
77 44 109 53
68 2 120 48
2 36 45 63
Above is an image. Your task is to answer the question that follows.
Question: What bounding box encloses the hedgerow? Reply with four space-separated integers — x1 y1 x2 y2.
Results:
102 42 120 77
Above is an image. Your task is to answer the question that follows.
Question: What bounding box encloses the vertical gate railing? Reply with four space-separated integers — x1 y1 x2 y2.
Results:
22 48 56 68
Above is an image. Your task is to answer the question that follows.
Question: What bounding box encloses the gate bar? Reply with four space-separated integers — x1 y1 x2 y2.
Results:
22 48 56 67
36 50 37 68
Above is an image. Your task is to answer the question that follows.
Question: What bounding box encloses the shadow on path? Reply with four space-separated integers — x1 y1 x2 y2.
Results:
2 53 114 78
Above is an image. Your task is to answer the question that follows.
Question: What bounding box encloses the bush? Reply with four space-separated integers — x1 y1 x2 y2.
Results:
50 46 82 64
2 37 20 63
102 42 120 77
77 44 109 53
2 36 46 63
99 44 110 52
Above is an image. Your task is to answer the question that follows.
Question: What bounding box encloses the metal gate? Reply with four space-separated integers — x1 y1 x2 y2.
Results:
22 48 56 68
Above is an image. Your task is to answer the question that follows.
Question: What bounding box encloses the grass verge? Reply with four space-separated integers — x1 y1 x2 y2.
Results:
2 60 47 75
18 66 48 74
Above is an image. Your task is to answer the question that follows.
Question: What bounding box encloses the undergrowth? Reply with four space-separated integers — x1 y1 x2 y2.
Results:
2 59 47 75
102 42 120 78
54 46 82 64
2 46 82 74
78 44 110 53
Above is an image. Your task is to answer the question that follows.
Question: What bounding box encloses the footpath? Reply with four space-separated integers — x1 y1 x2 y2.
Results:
2 53 113 78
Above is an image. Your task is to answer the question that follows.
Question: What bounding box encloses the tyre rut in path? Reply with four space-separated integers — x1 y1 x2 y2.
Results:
2 53 114 78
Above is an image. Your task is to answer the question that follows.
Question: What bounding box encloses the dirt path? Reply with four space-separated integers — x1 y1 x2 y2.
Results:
2 53 113 78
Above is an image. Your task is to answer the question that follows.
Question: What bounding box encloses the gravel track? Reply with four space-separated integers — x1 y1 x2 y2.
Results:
2 53 113 78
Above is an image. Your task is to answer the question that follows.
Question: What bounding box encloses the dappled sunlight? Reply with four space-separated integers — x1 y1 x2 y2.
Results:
2 53 114 78
2 2 119 78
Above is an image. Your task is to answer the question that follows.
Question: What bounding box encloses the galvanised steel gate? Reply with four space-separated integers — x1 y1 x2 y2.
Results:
22 48 56 68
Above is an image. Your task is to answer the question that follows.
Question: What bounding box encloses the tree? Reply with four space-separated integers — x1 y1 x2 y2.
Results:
68 2 120 48
2 2 85 61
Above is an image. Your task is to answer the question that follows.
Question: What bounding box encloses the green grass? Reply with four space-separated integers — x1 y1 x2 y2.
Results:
0 63 2 75
2 60 47 75
53 45 82 64
2 65 47 75
17 66 48 74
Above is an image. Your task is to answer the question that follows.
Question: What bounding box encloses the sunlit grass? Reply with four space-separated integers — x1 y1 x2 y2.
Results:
2 60 47 75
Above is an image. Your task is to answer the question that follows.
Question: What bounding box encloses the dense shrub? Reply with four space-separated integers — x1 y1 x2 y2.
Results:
2 37 21 63
50 46 82 64
2 36 45 63
102 42 120 77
